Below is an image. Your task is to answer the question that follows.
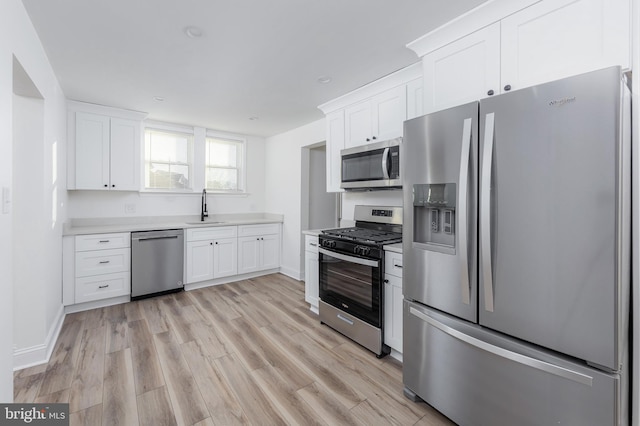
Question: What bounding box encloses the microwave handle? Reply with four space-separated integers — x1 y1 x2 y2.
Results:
381 147 390 179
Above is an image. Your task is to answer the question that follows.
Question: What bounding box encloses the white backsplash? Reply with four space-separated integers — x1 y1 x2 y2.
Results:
341 189 403 224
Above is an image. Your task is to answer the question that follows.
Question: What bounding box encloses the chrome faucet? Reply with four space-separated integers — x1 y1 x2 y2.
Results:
201 189 208 221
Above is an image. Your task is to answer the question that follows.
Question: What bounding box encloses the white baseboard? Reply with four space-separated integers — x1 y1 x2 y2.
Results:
279 266 302 281
389 348 403 363
184 268 281 291
13 305 65 371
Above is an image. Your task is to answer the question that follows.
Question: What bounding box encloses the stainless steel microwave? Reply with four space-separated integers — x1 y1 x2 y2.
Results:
340 137 402 190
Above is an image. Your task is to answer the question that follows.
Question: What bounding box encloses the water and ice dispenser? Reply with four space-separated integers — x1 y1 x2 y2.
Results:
413 183 456 254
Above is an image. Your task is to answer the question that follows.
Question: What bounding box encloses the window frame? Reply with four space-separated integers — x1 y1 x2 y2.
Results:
204 132 247 194
143 126 194 192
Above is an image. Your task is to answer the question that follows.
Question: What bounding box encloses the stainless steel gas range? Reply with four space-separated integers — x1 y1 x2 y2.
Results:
318 205 402 358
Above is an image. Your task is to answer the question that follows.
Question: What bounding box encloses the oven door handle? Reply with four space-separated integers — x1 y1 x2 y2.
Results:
319 248 379 267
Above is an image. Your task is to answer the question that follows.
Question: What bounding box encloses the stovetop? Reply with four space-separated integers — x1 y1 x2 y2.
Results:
321 227 402 245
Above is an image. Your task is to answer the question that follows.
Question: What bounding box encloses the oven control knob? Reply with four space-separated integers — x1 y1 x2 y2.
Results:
354 245 370 256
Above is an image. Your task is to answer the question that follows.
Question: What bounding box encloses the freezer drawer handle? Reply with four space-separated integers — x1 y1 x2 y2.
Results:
408 306 593 387
481 112 495 312
458 117 473 305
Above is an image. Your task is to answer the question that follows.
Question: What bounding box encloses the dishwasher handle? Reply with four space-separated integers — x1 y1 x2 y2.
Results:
133 235 179 242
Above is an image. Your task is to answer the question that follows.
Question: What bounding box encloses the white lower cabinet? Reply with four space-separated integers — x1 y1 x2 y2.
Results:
237 224 281 275
72 232 131 304
384 250 403 355
186 227 238 284
304 235 319 313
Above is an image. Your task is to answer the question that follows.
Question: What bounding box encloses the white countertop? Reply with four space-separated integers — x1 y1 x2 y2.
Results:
302 229 324 237
384 243 402 253
64 213 284 236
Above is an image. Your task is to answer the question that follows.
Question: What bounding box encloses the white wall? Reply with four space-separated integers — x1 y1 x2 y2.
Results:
265 118 326 279
67 135 266 218
1 0 68 399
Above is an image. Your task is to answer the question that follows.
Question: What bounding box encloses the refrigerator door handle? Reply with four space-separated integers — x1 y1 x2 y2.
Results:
381 147 390 179
481 112 495 312
408 306 593 386
458 117 473 305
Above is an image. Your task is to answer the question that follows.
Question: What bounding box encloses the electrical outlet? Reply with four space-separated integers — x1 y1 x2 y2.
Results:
124 203 136 214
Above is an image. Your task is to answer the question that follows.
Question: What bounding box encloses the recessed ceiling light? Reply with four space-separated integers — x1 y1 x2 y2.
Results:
248 116 259 121
184 26 203 38
153 96 165 102
317 76 332 84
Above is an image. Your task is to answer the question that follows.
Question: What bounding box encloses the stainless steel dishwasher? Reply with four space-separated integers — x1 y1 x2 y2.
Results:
131 229 184 300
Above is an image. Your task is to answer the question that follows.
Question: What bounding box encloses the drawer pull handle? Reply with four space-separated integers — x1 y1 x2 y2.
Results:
99 260 110 264
98 284 109 289
99 240 110 243
310 243 317 247
394 264 403 268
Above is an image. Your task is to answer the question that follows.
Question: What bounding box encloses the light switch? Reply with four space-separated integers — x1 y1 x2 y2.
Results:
2 187 10 214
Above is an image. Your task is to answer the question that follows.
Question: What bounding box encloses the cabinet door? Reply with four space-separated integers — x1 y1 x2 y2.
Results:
406 78 424 120
260 234 280 270
305 250 319 312
384 275 403 353
422 23 500 114
213 237 237 278
325 110 345 193
501 0 630 91
371 86 406 141
75 112 110 190
237 236 260 274
344 100 372 148
110 118 140 191
186 240 214 283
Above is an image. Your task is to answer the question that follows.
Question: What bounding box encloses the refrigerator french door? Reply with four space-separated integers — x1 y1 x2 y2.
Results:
402 66 631 425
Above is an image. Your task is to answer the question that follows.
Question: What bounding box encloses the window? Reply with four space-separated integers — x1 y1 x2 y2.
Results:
144 129 193 190
205 136 244 192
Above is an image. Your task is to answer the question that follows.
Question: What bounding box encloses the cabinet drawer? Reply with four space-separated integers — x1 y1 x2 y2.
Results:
186 226 237 242
385 272 402 289
385 251 403 278
76 248 130 277
305 235 319 253
238 223 280 237
75 272 130 303
75 233 130 251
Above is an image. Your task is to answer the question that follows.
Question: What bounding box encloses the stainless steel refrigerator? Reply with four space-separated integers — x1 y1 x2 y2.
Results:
402 66 631 425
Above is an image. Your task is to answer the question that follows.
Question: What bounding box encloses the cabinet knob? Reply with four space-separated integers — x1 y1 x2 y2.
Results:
210 242 213 245
104 184 108 188
487 89 494 96
372 136 376 140
215 242 218 245
366 138 370 142
504 84 512 91
384 279 389 283
112 184 115 188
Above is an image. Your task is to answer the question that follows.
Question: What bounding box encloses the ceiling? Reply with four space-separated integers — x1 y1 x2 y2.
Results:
22 0 487 137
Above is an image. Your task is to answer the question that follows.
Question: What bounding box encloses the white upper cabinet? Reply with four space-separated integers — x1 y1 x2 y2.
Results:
75 112 110 190
406 78 424 120
109 118 141 190
318 63 421 192
325 110 345 193
500 0 630 90
345 86 407 148
422 23 501 114
418 0 630 114
68 101 146 191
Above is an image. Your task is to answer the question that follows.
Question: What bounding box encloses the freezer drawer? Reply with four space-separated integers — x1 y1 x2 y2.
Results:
403 301 626 426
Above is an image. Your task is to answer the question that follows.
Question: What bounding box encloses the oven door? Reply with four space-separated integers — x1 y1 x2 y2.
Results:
319 248 382 327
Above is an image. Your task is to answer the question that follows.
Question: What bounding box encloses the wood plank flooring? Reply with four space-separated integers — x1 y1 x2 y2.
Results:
14 273 453 426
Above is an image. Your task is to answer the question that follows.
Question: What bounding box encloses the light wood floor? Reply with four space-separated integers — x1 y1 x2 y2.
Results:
14 273 453 426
